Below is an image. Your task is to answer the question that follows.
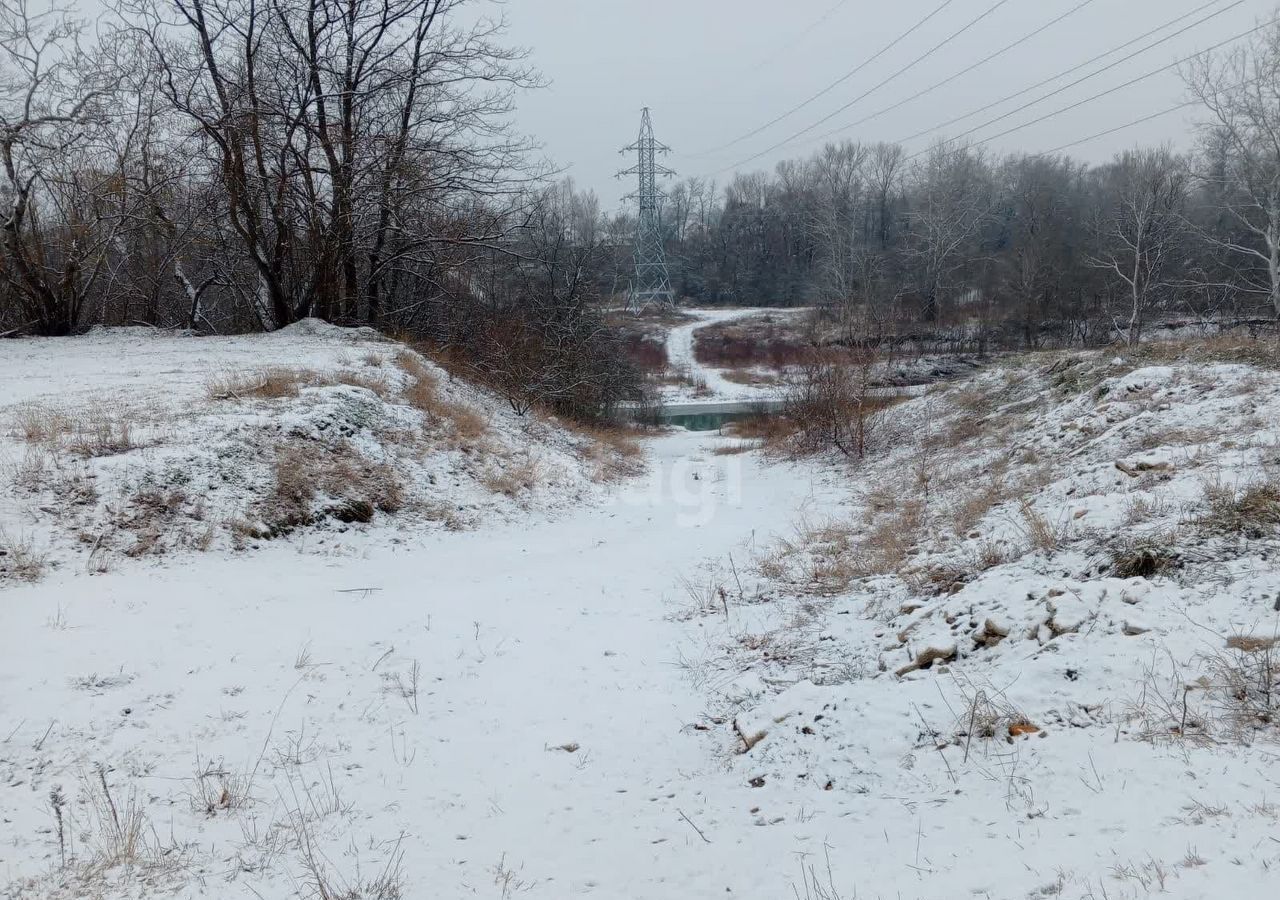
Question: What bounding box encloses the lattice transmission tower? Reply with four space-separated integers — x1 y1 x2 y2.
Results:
617 107 676 310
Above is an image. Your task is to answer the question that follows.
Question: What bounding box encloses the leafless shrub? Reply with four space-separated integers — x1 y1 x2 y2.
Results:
693 316 810 369
782 352 892 459
188 755 251 816
1204 636 1279 735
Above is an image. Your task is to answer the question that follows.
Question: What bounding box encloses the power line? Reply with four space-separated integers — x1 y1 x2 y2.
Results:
1032 72 1256 157
902 0 1243 154
896 0 1236 146
713 0 1016 174
1034 100 1200 157
924 16 1276 160
692 0 958 157
810 0 1098 144
748 0 854 70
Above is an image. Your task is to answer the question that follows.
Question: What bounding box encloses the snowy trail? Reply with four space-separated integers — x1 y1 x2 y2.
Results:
664 307 794 402
0 431 841 898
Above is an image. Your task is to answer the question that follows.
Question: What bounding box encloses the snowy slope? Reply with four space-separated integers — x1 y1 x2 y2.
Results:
681 346 1280 898
0 322 635 582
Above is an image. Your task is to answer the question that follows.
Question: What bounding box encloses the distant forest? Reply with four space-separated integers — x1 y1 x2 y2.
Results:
2 0 1280 356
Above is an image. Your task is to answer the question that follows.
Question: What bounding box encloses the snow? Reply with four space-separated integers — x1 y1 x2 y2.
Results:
0 324 623 573
3 335 1280 898
661 307 801 403
0 424 846 898
678 349 1280 898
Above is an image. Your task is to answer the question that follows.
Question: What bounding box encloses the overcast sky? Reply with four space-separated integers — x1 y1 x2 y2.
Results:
501 0 1278 210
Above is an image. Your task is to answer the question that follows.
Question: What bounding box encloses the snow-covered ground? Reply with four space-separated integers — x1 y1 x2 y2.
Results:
0 322 632 580
682 347 1280 898
0 423 846 898
3 331 1279 899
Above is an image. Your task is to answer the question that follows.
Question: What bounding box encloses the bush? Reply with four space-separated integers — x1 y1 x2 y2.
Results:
783 352 889 459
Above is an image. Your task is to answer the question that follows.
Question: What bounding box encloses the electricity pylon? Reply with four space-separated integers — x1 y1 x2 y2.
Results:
618 107 675 310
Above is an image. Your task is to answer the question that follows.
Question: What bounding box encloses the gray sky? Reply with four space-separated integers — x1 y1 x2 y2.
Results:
502 0 1278 210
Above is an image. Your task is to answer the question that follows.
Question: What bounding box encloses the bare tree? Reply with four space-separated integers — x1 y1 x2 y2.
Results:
906 142 995 323
0 0 120 335
1090 148 1189 345
1185 22 1280 318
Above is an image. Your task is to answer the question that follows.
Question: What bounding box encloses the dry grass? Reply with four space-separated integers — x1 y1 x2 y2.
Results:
724 412 799 445
566 421 646 482
0 529 47 582
658 366 712 397
113 487 194 558
712 441 761 456
336 369 393 399
397 356 490 447
789 500 924 595
1017 500 1074 553
261 441 404 535
721 368 784 387
693 316 812 369
207 366 324 400
1131 334 1280 370
1108 532 1180 580
1197 477 1280 538
480 456 542 497
10 403 142 458
1204 638 1279 734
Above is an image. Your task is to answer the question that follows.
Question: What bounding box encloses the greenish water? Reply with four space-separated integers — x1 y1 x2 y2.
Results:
662 410 762 432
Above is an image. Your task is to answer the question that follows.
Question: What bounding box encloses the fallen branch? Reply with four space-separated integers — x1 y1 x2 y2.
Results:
677 808 711 844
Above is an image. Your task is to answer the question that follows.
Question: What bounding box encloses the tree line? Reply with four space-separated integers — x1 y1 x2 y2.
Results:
6 0 1280 365
612 20 1280 349
0 0 651 420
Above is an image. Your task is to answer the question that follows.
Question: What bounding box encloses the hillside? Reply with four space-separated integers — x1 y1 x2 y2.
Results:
0 321 639 583
682 340 1280 898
